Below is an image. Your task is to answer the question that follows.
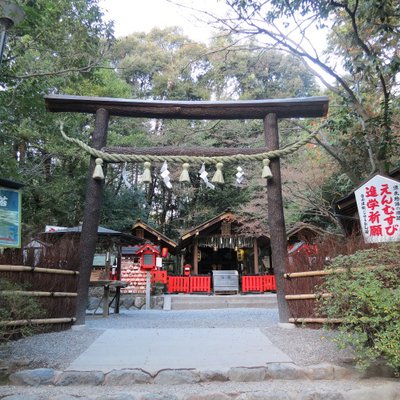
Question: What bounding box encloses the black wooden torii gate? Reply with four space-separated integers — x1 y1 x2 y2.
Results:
44 94 329 325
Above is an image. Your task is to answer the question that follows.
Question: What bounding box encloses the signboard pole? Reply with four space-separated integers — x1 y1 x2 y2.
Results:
146 271 151 310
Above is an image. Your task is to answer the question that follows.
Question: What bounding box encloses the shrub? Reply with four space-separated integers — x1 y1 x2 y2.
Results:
0 279 46 342
318 243 400 373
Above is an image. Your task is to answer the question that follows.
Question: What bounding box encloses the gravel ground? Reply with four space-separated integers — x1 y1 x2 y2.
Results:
0 308 352 371
262 326 353 367
2 378 399 400
86 308 280 329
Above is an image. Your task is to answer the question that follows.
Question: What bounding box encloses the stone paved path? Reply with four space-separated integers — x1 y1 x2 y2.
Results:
1 309 399 399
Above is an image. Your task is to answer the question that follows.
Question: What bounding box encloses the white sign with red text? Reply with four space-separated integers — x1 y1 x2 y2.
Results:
355 174 400 243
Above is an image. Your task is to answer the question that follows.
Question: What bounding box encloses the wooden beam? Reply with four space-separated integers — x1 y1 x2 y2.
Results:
288 317 343 324
285 293 332 300
0 317 76 326
284 264 396 279
193 241 199 275
0 290 77 297
0 265 78 275
44 94 329 120
253 238 259 274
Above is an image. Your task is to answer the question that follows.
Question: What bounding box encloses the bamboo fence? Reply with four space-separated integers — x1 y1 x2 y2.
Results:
0 242 79 333
284 264 395 324
0 265 79 275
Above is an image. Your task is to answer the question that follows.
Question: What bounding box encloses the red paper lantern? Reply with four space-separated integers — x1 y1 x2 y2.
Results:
161 247 168 258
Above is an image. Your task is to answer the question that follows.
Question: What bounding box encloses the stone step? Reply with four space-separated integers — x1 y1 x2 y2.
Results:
4 365 399 400
170 294 277 310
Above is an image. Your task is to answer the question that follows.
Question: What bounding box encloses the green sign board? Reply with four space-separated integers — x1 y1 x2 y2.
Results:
0 187 21 248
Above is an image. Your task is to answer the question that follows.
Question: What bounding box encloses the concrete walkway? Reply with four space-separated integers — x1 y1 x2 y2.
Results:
67 327 292 373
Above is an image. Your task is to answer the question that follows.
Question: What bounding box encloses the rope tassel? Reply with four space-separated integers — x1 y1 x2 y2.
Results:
142 161 152 183
211 162 224 184
262 158 273 179
179 163 191 183
93 158 104 180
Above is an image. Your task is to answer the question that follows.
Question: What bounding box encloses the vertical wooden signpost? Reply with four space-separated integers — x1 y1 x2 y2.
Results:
44 95 328 325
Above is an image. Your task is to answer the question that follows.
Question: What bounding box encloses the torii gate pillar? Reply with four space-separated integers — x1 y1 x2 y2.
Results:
75 108 109 325
264 113 289 322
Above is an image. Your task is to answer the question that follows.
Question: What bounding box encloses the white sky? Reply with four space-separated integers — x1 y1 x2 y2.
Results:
99 0 225 43
98 1 333 86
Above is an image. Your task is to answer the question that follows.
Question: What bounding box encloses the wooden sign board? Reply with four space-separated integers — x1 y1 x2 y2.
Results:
0 186 22 248
355 174 400 243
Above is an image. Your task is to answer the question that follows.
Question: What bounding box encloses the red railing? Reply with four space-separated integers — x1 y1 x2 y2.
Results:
242 275 276 293
167 276 190 293
167 275 211 294
263 275 276 291
242 275 264 293
189 275 211 294
162 273 275 294
151 270 168 284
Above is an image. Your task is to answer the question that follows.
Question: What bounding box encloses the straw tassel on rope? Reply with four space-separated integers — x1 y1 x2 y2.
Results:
211 162 224 184
142 161 152 183
93 158 105 180
262 158 273 179
179 163 191 183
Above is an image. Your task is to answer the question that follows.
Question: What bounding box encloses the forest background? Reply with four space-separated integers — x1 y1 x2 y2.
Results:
0 0 399 241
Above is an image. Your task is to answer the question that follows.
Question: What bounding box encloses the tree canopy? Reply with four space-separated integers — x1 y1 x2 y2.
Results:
213 0 399 183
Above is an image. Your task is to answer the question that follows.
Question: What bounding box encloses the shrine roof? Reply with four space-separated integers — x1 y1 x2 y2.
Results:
132 220 177 253
180 210 270 249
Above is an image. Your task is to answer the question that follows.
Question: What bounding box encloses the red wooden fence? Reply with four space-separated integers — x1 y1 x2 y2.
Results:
167 274 275 294
189 275 211 294
167 276 190 293
242 275 263 293
167 276 211 294
263 275 276 291
151 270 168 284
242 275 276 293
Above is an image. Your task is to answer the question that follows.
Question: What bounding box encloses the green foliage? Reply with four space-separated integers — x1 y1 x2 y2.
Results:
318 243 400 373
223 0 400 179
101 185 148 232
112 27 210 100
0 0 115 235
0 280 46 342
